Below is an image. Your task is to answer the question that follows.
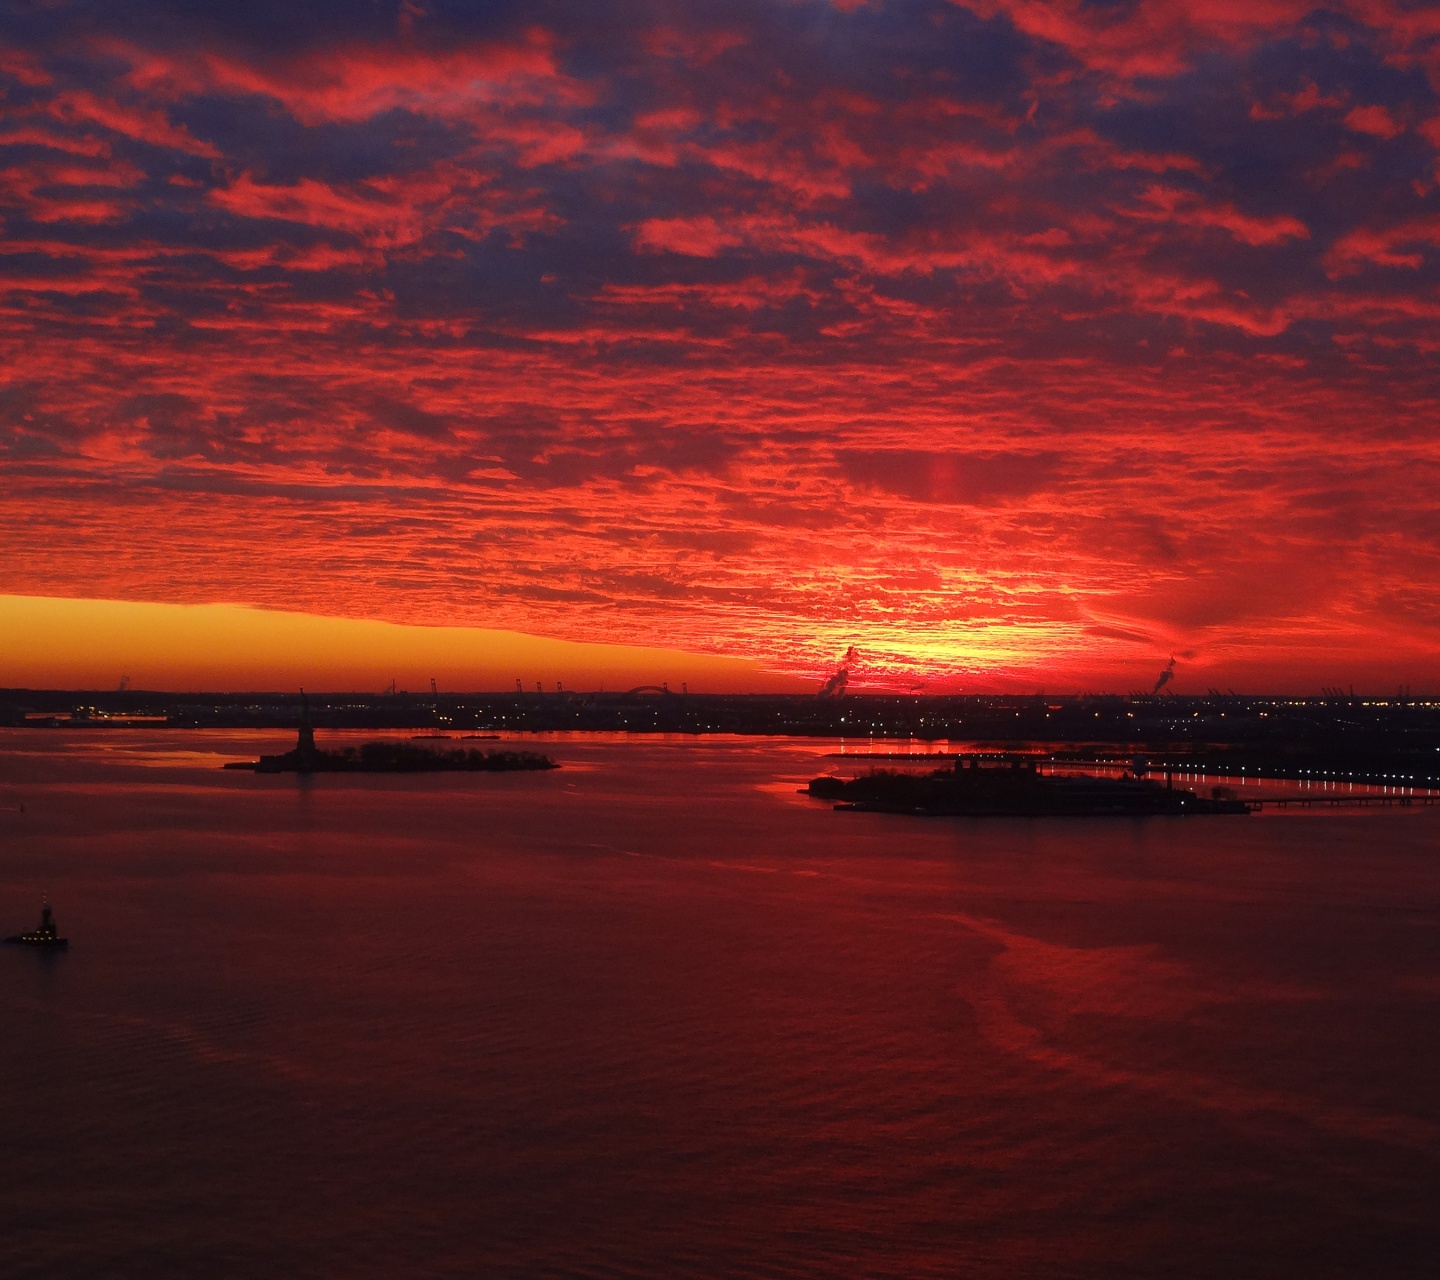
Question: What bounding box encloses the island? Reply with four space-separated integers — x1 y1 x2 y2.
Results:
224 701 557 774
809 755 1253 817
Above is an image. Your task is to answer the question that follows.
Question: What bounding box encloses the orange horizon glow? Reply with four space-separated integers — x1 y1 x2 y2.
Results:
0 595 804 694
2 593 1433 697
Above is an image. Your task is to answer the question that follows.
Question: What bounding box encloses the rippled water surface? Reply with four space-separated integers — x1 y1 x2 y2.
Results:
2 729 1438 1278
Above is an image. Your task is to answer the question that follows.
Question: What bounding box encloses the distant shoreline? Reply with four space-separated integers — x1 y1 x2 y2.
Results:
4 690 1440 792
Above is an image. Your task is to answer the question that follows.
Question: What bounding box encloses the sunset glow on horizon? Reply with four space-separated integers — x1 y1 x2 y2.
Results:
5 1 1440 691
0 594 803 693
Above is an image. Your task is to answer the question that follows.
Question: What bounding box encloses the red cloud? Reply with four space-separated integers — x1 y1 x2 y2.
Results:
43 90 221 157
205 159 555 253
113 30 587 126
633 216 742 257
0 153 143 223
209 173 426 245
0 127 112 157
210 242 374 273
1344 104 1404 138
0 47 52 86
1325 218 1440 275
961 1 1440 92
1124 184 1310 245
1250 80 1347 121
642 26 747 64
961 0 1316 79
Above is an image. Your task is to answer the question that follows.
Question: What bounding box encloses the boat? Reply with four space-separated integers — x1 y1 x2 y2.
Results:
4 900 69 948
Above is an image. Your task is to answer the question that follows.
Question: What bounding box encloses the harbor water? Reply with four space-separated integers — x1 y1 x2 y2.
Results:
2 729 1438 1278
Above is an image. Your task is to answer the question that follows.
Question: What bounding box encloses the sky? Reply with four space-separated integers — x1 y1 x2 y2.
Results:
3 0 1440 692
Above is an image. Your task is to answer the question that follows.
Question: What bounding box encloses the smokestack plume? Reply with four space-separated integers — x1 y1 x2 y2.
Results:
818 646 859 698
1152 656 1176 695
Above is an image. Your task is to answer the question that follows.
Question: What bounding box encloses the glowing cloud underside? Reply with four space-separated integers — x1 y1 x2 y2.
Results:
2 1 1440 690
